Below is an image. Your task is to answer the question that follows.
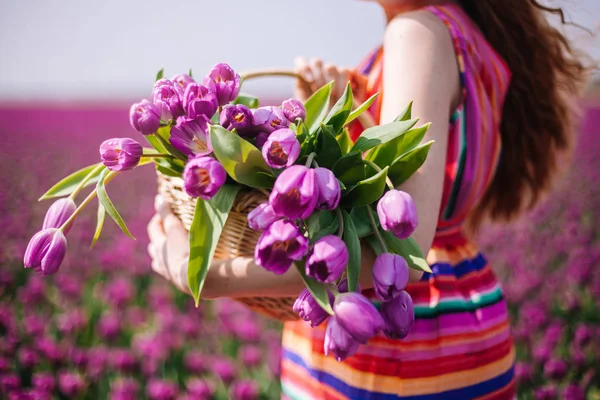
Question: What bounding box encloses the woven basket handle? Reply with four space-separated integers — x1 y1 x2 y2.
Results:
240 68 376 129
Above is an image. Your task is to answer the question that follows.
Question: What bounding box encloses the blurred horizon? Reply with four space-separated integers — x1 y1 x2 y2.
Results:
1 0 598 103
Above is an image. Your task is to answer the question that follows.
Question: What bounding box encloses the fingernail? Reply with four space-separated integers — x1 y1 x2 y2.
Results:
155 195 165 212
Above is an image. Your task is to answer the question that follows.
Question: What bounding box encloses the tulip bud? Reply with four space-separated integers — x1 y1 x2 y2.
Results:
380 290 414 339
129 100 161 136
229 380 259 400
261 129 300 169
24 229 67 276
247 203 279 231
281 98 306 122
372 253 409 301
333 292 384 343
170 116 212 157
183 83 219 119
324 317 360 362
182 156 226 200
220 104 254 136
42 198 76 233
152 79 184 120
305 235 348 283
254 133 269 149
100 138 143 172
314 168 341 210
252 106 288 134
254 219 309 275
293 288 333 327
171 73 196 97
203 63 241 106
269 165 318 220
376 190 418 239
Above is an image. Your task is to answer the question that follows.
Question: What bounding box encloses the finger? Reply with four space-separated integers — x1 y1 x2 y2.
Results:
309 58 326 91
294 56 313 99
147 214 166 245
336 67 351 99
324 63 342 99
155 195 186 237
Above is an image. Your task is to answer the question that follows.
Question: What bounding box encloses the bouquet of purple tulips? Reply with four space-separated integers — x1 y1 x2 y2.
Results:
24 62 434 361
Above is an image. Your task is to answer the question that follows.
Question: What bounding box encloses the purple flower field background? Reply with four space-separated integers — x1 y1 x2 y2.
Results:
0 100 599 399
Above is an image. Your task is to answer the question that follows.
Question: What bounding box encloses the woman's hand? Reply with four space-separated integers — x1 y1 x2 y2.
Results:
294 57 368 103
147 195 190 294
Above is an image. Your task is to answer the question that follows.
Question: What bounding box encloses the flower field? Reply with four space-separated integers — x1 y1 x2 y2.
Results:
0 101 598 399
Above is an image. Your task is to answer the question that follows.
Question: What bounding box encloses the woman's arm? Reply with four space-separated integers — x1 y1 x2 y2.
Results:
147 10 459 299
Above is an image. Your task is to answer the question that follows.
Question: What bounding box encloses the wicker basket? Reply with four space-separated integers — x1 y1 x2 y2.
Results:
156 172 299 321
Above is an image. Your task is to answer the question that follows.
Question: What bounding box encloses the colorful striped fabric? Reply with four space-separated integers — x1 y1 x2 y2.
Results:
281 4 515 399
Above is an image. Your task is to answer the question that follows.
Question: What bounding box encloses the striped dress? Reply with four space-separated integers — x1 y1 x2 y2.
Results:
281 4 516 399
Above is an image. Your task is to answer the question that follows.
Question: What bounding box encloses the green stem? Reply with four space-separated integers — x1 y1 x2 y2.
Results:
141 153 174 159
155 134 187 161
364 159 395 190
305 152 318 168
60 171 119 233
335 208 344 237
366 206 388 253
328 284 340 296
69 164 104 200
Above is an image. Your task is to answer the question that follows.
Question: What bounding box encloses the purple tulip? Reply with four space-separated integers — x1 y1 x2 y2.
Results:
252 106 289 134
203 63 241 106
562 384 585 400
110 349 136 372
182 156 226 200
377 190 418 239
248 202 279 231
152 79 184 120
109 378 140 400
58 371 85 397
170 115 212 157
239 345 262 368
269 165 318 220
147 379 178 400
229 380 259 400
338 278 361 293
306 235 348 283
185 378 214 400
0 373 20 392
42 198 76 233
24 228 67 276
220 104 254 136
32 373 55 392
314 167 341 210
18 348 39 369
261 128 300 169
100 137 143 171
324 316 360 362
98 312 121 341
380 290 414 339
171 73 195 97
213 358 237 383
544 358 568 380
183 83 219 119
534 385 557 400
514 362 533 384
254 132 269 149
333 292 384 343
255 219 309 274
129 99 161 135
293 288 333 327
281 98 306 122
372 253 409 301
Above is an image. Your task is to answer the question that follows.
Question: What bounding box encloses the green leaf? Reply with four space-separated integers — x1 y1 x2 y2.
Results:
155 68 164 81
388 141 434 186
96 170 134 239
336 129 353 156
332 151 365 187
155 125 187 160
39 163 103 200
324 83 353 133
349 206 375 238
306 210 339 241
341 166 389 208
345 93 379 126
209 125 274 188
188 185 240 304
351 119 418 154
395 101 413 122
380 230 431 273
295 263 334 315
188 68 193 78
233 93 259 109
342 210 361 292
304 81 334 133
90 202 105 248
366 123 431 169
315 125 343 169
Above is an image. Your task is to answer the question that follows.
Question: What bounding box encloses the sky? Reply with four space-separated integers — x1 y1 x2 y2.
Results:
0 0 598 101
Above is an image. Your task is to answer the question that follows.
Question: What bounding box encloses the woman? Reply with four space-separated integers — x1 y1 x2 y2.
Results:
147 0 587 398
